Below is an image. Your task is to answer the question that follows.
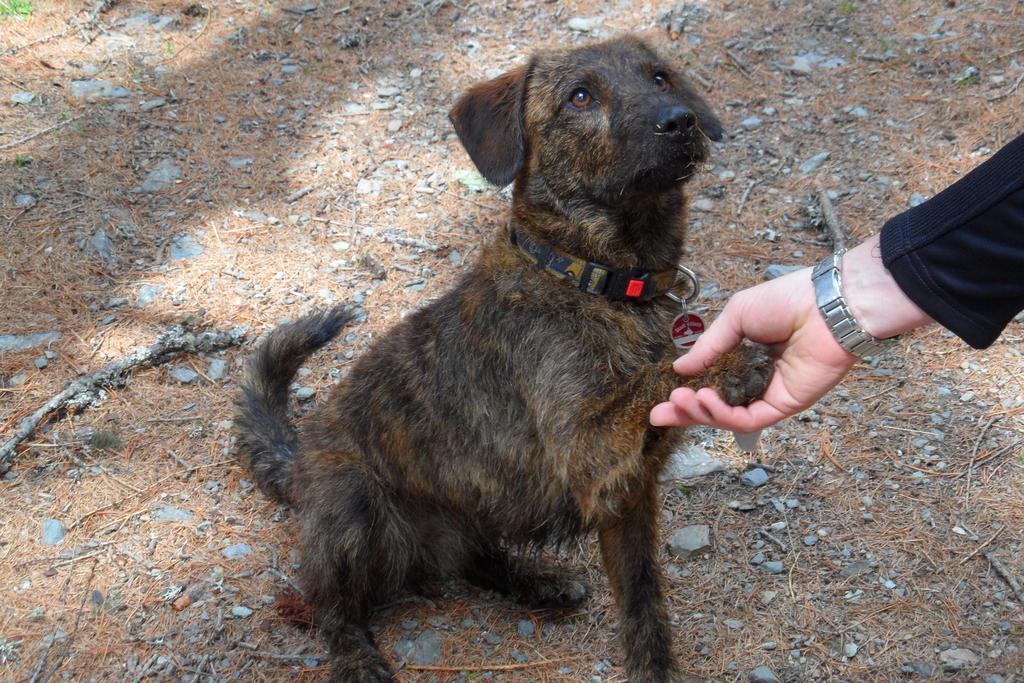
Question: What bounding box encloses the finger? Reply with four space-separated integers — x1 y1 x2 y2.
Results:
672 299 747 376
694 387 788 431
649 401 693 427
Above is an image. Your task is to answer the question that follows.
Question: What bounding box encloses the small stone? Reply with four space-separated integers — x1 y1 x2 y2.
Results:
151 505 194 522
169 235 204 261
517 620 535 637
139 159 182 192
387 119 403 132
70 80 132 102
228 158 254 169
762 642 777 651
799 152 830 174
763 264 803 280
691 198 714 212
847 106 869 118
939 648 980 671
844 642 858 658
749 552 765 565
294 387 316 401
748 666 779 683
454 168 492 193
88 229 115 262
14 193 37 207
740 468 769 488
0 332 61 353
723 618 745 630
356 178 383 195
34 356 48 369
510 651 528 664
659 445 726 481
760 590 777 605
790 56 814 75
666 525 712 558
762 561 784 574
207 359 227 381
740 117 762 129
960 391 975 402
231 606 253 618
139 98 167 111
393 630 443 666
839 560 872 579
222 543 252 559
41 518 65 546
136 284 163 307
567 16 602 32
803 535 818 546
169 367 199 384
910 192 928 207
483 632 502 646
11 92 35 104
901 662 934 676
376 86 401 97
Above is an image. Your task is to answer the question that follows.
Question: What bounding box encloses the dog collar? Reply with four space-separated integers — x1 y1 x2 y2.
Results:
510 230 680 302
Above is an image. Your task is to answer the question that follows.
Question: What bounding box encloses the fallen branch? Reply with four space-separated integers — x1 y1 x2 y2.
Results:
0 114 88 153
815 188 851 252
406 655 581 672
987 72 1024 103
0 325 247 473
984 552 1024 604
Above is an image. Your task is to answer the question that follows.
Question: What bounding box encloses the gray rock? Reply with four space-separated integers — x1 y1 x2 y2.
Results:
11 92 35 105
294 387 316 401
34 356 48 369
231 606 253 618
376 86 401 97
0 332 60 352
88 229 115 262
290 2 318 12
454 168 491 193
510 651 528 664
228 158 254 169
659 445 726 481
985 675 1006 683
846 106 869 118
748 666 779 683
139 98 167 111
839 560 872 579
517 620 535 637
356 178 382 195
42 518 65 546
723 618 744 630
282 64 300 75
803 535 818 546
136 284 163 307
764 264 803 280
901 662 935 676
222 543 252 559
844 642 858 658
740 468 769 488
207 359 228 381
691 198 714 212
749 552 765 565
667 525 712 559
14 193 37 207
790 56 814 75
740 117 762 130
393 630 443 666
799 151 830 174
939 648 980 671
169 235 204 261
169 367 199 384
70 80 131 102
567 16 602 32
139 159 182 192
910 192 928 207
151 505 194 522
761 561 785 574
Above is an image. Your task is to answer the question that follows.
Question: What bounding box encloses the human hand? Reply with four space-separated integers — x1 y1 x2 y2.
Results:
649 266 858 431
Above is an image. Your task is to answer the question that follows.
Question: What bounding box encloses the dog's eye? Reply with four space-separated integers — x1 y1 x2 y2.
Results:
654 73 670 92
569 88 593 109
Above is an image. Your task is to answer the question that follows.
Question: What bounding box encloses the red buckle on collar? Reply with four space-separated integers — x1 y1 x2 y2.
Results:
625 279 645 298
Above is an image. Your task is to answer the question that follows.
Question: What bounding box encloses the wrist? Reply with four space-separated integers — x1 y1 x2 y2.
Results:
841 234 933 340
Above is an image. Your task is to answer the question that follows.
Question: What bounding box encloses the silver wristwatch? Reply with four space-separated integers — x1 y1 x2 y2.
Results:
812 251 888 358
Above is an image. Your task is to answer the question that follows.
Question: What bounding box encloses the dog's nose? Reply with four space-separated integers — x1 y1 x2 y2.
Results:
654 105 697 137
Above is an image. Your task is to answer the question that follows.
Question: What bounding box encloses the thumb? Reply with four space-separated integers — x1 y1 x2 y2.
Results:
672 298 745 376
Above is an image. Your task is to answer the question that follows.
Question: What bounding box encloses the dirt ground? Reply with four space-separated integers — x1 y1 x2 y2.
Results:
1 1 1022 681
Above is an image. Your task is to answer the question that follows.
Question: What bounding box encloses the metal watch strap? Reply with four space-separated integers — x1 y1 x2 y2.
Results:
812 252 888 358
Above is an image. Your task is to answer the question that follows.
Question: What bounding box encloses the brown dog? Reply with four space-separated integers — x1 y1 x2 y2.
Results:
235 35 772 682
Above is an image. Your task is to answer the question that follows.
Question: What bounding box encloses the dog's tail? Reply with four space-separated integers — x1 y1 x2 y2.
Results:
234 305 356 503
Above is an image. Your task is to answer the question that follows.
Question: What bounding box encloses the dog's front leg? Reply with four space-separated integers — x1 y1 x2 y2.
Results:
598 477 678 682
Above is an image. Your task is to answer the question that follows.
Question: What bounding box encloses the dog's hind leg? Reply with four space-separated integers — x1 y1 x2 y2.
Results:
298 465 415 682
464 546 591 609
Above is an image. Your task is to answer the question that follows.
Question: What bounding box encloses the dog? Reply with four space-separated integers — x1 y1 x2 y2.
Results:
235 35 773 682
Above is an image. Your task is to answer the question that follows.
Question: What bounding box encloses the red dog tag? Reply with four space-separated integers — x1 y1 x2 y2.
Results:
671 312 705 350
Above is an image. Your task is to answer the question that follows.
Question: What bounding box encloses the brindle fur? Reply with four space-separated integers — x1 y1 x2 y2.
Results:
236 35 773 682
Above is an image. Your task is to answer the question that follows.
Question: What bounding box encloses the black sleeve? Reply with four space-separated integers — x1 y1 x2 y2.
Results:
880 132 1024 349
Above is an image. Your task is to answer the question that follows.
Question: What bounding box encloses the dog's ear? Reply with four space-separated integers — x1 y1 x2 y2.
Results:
449 63 530 187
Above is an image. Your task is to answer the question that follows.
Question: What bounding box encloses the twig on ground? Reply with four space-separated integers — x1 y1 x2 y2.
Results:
964 416 998 510
815 189 851 252
959 527 1004 566
286 185 316 203
0 325 247 473
987 72 1024 102
735 179 757 217
984 552 1024 604
41 561 98 682
406 655 582 672
724 49 758 82
381 234 440 252
0 114 88 153
0 28 71 58
5 206 32 232
755 529 788 552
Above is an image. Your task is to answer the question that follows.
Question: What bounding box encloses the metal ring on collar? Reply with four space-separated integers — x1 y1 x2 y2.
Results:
666 265 700 305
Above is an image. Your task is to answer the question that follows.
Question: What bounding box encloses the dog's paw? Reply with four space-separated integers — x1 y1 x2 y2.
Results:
518 570 592 609
328 651 395 683
711 341 774 407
